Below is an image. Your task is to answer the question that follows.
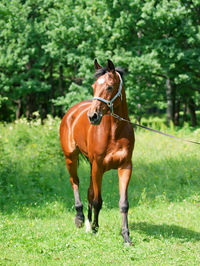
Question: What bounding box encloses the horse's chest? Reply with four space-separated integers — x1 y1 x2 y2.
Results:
103 146 128 170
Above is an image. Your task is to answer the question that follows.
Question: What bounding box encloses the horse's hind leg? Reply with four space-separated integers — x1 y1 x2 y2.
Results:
85 172 93 232
91 161 103 232
118 162 132 245
65 152 85 228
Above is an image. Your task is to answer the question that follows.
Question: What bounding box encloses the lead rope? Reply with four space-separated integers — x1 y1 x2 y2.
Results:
110 112 200 145
92 72 200 145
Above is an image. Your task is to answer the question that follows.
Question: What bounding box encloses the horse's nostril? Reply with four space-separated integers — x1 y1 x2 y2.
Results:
88 112 99 123
89 112 98 121
93 113 98 120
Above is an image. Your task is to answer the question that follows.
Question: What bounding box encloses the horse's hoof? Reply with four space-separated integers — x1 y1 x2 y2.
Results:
124 238 133 246
74 215 84 228
122 231 132 246
92 224 99 234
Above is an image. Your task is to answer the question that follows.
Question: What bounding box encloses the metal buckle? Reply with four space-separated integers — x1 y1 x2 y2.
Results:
107 101 112 108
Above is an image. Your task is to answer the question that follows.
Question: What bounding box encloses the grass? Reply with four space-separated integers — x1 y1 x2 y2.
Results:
0 116 200 265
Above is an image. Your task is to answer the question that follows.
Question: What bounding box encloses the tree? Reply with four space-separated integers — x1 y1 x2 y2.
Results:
0 0 199 126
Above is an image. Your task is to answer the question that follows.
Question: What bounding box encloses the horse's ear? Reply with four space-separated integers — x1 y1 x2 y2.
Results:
94 59 102 70
107 59 115 73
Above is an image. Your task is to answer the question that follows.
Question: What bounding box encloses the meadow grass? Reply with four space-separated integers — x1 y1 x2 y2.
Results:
0 117 200 265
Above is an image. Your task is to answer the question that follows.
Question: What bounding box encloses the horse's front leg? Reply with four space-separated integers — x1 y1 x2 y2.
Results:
65 155 85 228
118 162 132 245
91 160 103 232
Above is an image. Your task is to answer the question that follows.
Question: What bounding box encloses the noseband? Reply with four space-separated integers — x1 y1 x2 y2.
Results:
92 72 123 115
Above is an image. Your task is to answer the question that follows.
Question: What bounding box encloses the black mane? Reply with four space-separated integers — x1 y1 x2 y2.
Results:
94 67 124 80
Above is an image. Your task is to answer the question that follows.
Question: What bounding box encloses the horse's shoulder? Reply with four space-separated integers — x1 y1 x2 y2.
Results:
67 100 91 113
63 100 90 119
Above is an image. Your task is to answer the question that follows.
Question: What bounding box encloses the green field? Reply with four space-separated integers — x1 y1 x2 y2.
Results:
0 117 200 265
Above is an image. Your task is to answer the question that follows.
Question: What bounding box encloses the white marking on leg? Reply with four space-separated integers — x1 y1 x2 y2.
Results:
85 219 92 233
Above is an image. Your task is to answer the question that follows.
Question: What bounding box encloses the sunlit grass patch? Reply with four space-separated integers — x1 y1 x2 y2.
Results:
0 118 200 264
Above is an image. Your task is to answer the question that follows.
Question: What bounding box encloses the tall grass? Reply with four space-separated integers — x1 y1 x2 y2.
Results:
0 117 200 264
0 116 69 211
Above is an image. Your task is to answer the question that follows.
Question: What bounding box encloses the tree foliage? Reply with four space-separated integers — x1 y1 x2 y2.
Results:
0 0 199 125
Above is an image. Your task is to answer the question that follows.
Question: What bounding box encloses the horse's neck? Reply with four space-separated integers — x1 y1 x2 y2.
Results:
110 87 129 136
113 87 129 120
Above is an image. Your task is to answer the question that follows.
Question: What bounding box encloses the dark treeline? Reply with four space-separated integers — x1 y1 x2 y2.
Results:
0 0 200 126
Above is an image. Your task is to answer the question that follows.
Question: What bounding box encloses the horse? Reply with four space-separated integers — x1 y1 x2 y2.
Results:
60 59 135 244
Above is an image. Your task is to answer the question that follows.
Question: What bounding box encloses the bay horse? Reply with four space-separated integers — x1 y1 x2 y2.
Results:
60 59 135 244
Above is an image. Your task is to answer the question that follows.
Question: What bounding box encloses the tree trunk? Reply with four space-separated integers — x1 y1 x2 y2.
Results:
49 62 55 116
136 103 142 124
40 104 47 124
59 65 65 117
25 93 35 119
59 65 64 95
166 78 173 125
15 99 22 120
188 98 197 127
174 99 180 126
183 101 187 122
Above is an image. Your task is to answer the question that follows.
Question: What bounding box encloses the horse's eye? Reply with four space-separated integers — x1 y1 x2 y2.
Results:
107 86 113 90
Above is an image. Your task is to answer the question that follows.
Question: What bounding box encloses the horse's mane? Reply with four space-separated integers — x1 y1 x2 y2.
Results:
94 67 124 80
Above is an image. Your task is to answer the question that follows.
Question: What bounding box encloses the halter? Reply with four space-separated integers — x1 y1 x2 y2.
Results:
92 72 123 115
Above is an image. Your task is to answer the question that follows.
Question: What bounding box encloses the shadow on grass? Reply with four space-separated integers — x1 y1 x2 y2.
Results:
130 222 200 242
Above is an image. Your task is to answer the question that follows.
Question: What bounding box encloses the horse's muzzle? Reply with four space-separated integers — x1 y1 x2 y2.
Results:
87 111 103 125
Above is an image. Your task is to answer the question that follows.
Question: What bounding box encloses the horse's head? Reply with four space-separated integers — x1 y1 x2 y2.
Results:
87 59 123 125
